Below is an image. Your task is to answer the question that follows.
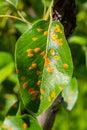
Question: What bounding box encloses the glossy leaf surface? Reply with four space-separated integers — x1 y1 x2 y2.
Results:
1 115 42 130
62 78 78 110
16 20 73 115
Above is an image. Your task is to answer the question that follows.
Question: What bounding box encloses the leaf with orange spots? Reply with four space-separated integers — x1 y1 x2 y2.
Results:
16 20 73 115
2 115 42 130
62 78 78 110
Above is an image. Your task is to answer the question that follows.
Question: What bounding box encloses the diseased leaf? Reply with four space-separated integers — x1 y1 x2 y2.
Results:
1 115 42 130
16 20 73 115
62 78 78 110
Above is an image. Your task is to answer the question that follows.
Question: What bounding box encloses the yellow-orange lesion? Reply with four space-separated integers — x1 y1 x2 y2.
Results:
54 55 60 60
34 48 41 53
44 31 49 36
47 67 54 73
51 91 56 98
50 49 55 55
68 97 72 103
29 63 37 70
45 58 51 66
37 28 43 32
63 63 69 69
23 123 27 129
23 82 28 89
37 80 41 85
40 88 44 94
32 37 38 41
52 24 62 33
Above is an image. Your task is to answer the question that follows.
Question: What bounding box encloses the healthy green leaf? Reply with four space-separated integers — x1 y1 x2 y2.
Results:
0 62 14 83
62 78 78 110
16 20 73 115
1 115 42 130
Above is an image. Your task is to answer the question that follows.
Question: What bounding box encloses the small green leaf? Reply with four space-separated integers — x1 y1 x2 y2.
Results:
16 20 73 115
0 62 14 83
1 115 42 130
62 78 78 110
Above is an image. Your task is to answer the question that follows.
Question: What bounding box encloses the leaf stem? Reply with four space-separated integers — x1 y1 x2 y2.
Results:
0 15 31 26
43 0 46 19
44 0 53 20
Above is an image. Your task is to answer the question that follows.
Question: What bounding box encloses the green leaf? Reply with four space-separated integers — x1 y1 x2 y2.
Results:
0 52 13 69
62 78 78 110
1 94 18 116
69 36 87 45
1 115 42 130
0 62 14 83
16 20 73 115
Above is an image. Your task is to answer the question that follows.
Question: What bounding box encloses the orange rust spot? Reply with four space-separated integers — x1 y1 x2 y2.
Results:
51 92 56 98
59 86 63 91
32 63 37 68
28 88 35 94
57 39 63 46
63 63 69 69
20 76 25 80
23 82 28 89
8 126 12 130
48 96 51 102
50 49 55 55
2 125 7 129
36 70 41 75
28 53 34 57
26 49 33 53
37 28 43 32
52 24 62 33
37 80 41 85
32 96 36 101
38 95 42 100
43 54 47 60
16 69 19 74
68 97 72 103
40 88 44 94
54 55 60 60
45 58 51 66
13 103 18 108
32 37 38 41
70 90 74 94
52 39 59 43
23 123 27 129
47 68 54 73
40 51 46 56
52 34 58 39
34 48 41 53
33 91 39 96
44 31 48 36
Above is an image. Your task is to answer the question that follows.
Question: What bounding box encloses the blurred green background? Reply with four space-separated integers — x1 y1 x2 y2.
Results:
0 0 87 130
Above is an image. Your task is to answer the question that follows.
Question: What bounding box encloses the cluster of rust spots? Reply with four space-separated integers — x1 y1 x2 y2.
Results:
2 125 12 130
48 91 56 102
29 63 37 70
28 88 42 101
27 48 41 58
52 24 62 33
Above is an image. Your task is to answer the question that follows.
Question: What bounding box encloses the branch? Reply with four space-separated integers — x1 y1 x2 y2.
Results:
37 93 63 130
